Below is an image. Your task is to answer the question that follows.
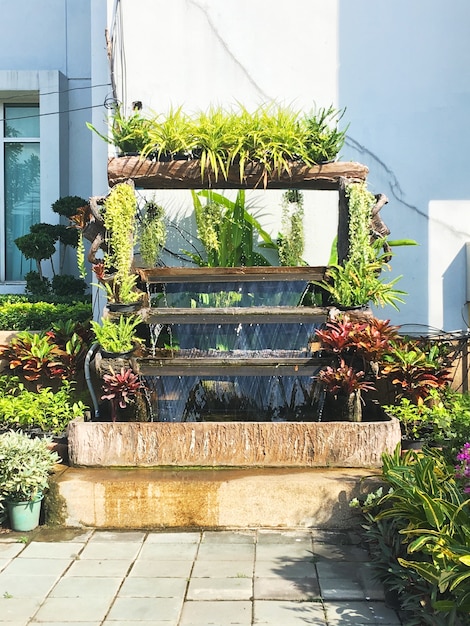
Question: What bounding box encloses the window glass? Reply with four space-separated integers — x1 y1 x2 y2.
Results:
4 142 40 281
5 105 40 138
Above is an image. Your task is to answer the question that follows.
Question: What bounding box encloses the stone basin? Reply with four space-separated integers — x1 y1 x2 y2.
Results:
67 418 401 468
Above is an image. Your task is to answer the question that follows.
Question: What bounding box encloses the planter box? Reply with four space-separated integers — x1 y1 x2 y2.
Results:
68 418 401 469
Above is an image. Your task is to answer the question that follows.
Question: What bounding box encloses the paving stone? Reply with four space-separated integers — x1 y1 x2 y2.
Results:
257 530 313 544
79 541 142 560
253 600 327 625
358 568 385 601
202 530 256 544
255 542 313 561
0 597 42 622
315 560 362 580
17 541 84 560
50 575 122 598
255 559 317 579
138 542 198 561
196 542 255 561
254 576 320 601
0 528 402 626
102 622 177 626
30 528 93 543
0 544 25 559
106 596 183 622
88 531 146 542
129 559 193 578
118 576 187 597
320 578 367 601
33 595 112 622
187 576 252 600
191 559 253 578
1 558 71 577
0 573 58 598
324 601 402 625
66 558 132 578
312 530 355 545
312 543 370 562
146 532 201 544
179 600 252 625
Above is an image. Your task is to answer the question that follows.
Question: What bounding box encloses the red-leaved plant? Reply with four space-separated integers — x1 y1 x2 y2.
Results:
314 316 399 421
101 367 142 422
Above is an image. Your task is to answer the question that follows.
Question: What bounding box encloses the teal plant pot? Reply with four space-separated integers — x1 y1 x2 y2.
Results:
7 494 43 532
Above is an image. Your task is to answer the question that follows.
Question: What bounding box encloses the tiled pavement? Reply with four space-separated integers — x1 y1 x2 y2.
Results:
0 528 402 625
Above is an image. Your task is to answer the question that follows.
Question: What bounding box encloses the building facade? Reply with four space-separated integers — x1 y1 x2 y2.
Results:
1 0 470 334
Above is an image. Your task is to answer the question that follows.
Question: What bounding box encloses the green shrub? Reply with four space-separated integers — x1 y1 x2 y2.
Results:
0 380 87 436
351 447 470 625
51 274 87 297
24 271 52 297
0 299 91 331
0 430 60 502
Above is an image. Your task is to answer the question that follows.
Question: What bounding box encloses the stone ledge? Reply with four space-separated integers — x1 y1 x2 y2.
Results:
55 466 382 529
67 419 401 468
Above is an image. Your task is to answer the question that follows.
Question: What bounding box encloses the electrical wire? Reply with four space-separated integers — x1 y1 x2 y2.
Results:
0 82 112 103
0 101 112 124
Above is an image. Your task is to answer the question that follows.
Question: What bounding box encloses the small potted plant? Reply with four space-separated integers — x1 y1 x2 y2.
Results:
313 256 406 311
101 366 146 422
92 262 143 312
0 430 60 531
314 316 399 422
91 315 143 357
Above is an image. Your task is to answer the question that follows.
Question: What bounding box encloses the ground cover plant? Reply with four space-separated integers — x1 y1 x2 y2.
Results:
0 378 87 436
351 445 470 625
0 320 92 383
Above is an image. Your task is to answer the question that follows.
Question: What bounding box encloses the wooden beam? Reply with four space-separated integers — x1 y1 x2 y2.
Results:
108 157 369 190
135 356 324 377
136 266 326 284
141 306 329 325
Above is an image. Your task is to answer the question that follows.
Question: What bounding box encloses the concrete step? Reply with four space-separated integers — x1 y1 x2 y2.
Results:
53 465 381 530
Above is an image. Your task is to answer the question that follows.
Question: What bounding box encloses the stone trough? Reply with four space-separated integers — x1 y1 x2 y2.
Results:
67 418 401 468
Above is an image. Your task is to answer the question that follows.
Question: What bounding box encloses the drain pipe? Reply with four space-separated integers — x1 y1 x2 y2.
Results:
84 342 100 420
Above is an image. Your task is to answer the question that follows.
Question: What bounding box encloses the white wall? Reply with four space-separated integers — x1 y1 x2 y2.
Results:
119 0 339 113
111 0 470 332
337 1 470 331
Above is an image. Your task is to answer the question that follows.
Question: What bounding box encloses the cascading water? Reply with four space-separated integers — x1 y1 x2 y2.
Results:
143 279 326 422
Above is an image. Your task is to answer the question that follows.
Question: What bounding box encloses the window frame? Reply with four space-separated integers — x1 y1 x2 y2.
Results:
0 70 63 290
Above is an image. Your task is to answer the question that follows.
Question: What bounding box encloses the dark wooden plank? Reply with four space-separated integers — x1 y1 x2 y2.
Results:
135 356 324 377
141 306 329 325
337 177 350 264
108 157 369 190
136 266 326 284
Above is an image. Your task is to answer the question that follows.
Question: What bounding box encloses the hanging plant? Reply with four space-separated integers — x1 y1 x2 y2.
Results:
138 201 167 267
345 182 376 265
278 189 305 266
100 182 141 303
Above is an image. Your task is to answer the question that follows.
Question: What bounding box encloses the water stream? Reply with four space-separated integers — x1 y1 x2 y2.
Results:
143 279 326 422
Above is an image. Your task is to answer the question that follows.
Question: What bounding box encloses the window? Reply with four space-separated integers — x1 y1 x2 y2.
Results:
2 104 40 281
